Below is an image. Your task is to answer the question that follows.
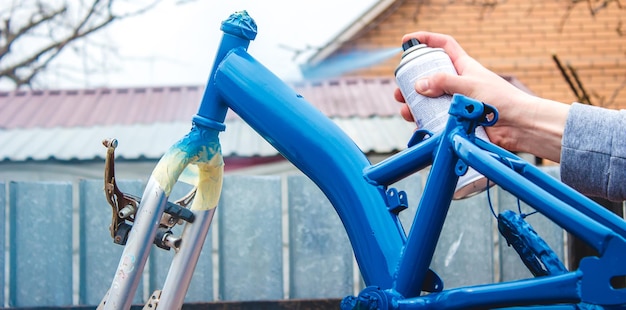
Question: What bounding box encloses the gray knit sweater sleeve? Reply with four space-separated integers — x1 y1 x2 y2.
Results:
560 103 626 201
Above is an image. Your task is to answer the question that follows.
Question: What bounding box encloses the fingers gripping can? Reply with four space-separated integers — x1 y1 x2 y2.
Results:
395 38 491 199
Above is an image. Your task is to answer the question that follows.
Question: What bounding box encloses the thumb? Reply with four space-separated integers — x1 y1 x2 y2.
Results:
415 73 468 98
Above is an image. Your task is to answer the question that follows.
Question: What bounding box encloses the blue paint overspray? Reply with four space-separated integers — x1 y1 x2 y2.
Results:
300 47 402 80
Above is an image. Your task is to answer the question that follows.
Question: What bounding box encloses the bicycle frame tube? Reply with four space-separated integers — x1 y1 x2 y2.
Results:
397 272 583 309
476 138 626 237
455 135 616 252
211 47 406 288
393 126 459 298
363 134 439 186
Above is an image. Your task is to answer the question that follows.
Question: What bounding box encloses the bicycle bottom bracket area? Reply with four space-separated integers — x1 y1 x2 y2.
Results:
341 286 401 310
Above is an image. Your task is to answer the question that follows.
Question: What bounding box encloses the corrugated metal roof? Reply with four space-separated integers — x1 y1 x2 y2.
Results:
0 76 532 162
0 117 414 161
0 77 400 129
291 78 399 117
0 86 202 129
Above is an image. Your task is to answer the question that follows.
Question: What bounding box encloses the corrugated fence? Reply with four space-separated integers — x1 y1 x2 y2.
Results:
0 167 565 308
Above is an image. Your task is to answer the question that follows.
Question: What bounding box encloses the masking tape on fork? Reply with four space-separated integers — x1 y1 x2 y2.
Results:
151 127 224 211
189 155 223 211
142 129 223 309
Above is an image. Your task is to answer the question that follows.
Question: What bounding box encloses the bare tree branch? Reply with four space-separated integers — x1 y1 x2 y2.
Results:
556 0 624 32
0 4 67 62
589 0 622 15
0 0 161 89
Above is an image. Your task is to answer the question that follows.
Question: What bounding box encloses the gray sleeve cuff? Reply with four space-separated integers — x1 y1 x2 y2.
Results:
560 103 626 201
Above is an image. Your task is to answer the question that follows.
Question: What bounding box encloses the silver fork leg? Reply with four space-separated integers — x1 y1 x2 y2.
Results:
156 208 216 309
102 177 167 310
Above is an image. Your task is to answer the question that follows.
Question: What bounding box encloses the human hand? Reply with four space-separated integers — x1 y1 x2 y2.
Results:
394 31 569 162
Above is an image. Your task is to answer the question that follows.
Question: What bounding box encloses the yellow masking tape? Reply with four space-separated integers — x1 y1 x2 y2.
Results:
152 134 224 210
190 153 224 211
152 147 192 196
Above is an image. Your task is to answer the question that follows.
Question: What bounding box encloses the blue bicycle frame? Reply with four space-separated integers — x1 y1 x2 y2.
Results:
99 11 626 310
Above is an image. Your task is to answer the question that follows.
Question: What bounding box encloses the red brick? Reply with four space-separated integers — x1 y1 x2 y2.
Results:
331 0 626 109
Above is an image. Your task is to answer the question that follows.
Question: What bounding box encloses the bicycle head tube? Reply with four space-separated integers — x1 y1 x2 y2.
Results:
194 10 258 131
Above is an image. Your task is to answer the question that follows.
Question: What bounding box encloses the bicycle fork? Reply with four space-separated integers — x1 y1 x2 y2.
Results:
99 124 224 310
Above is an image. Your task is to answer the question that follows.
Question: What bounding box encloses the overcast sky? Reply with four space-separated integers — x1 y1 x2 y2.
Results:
64 0 379 89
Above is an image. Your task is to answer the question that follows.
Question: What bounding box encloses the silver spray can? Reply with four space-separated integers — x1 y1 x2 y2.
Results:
395 38 491 199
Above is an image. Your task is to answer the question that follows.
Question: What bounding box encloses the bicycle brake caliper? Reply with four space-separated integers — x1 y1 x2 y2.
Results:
103 138 139 245
102 139 196 250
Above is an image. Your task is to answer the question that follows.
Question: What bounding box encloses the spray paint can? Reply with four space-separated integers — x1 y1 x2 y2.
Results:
395 38 491 199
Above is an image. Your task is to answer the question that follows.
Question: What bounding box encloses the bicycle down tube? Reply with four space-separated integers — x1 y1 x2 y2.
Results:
99 10 626 309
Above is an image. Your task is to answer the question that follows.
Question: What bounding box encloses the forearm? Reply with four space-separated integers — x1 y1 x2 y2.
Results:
519 96 570 163
560 103 626 201
485 93 569 163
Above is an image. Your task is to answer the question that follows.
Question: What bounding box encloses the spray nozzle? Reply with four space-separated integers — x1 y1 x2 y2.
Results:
402 38 421 51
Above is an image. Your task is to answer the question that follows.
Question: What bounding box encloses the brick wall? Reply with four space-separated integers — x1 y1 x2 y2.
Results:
338 0 626 109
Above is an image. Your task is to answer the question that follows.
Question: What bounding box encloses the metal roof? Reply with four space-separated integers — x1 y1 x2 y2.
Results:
0 77 414 162
0 117 414 161
0 77 400 129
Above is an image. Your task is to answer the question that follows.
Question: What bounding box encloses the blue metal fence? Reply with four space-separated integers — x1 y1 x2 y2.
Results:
0 167 565 307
